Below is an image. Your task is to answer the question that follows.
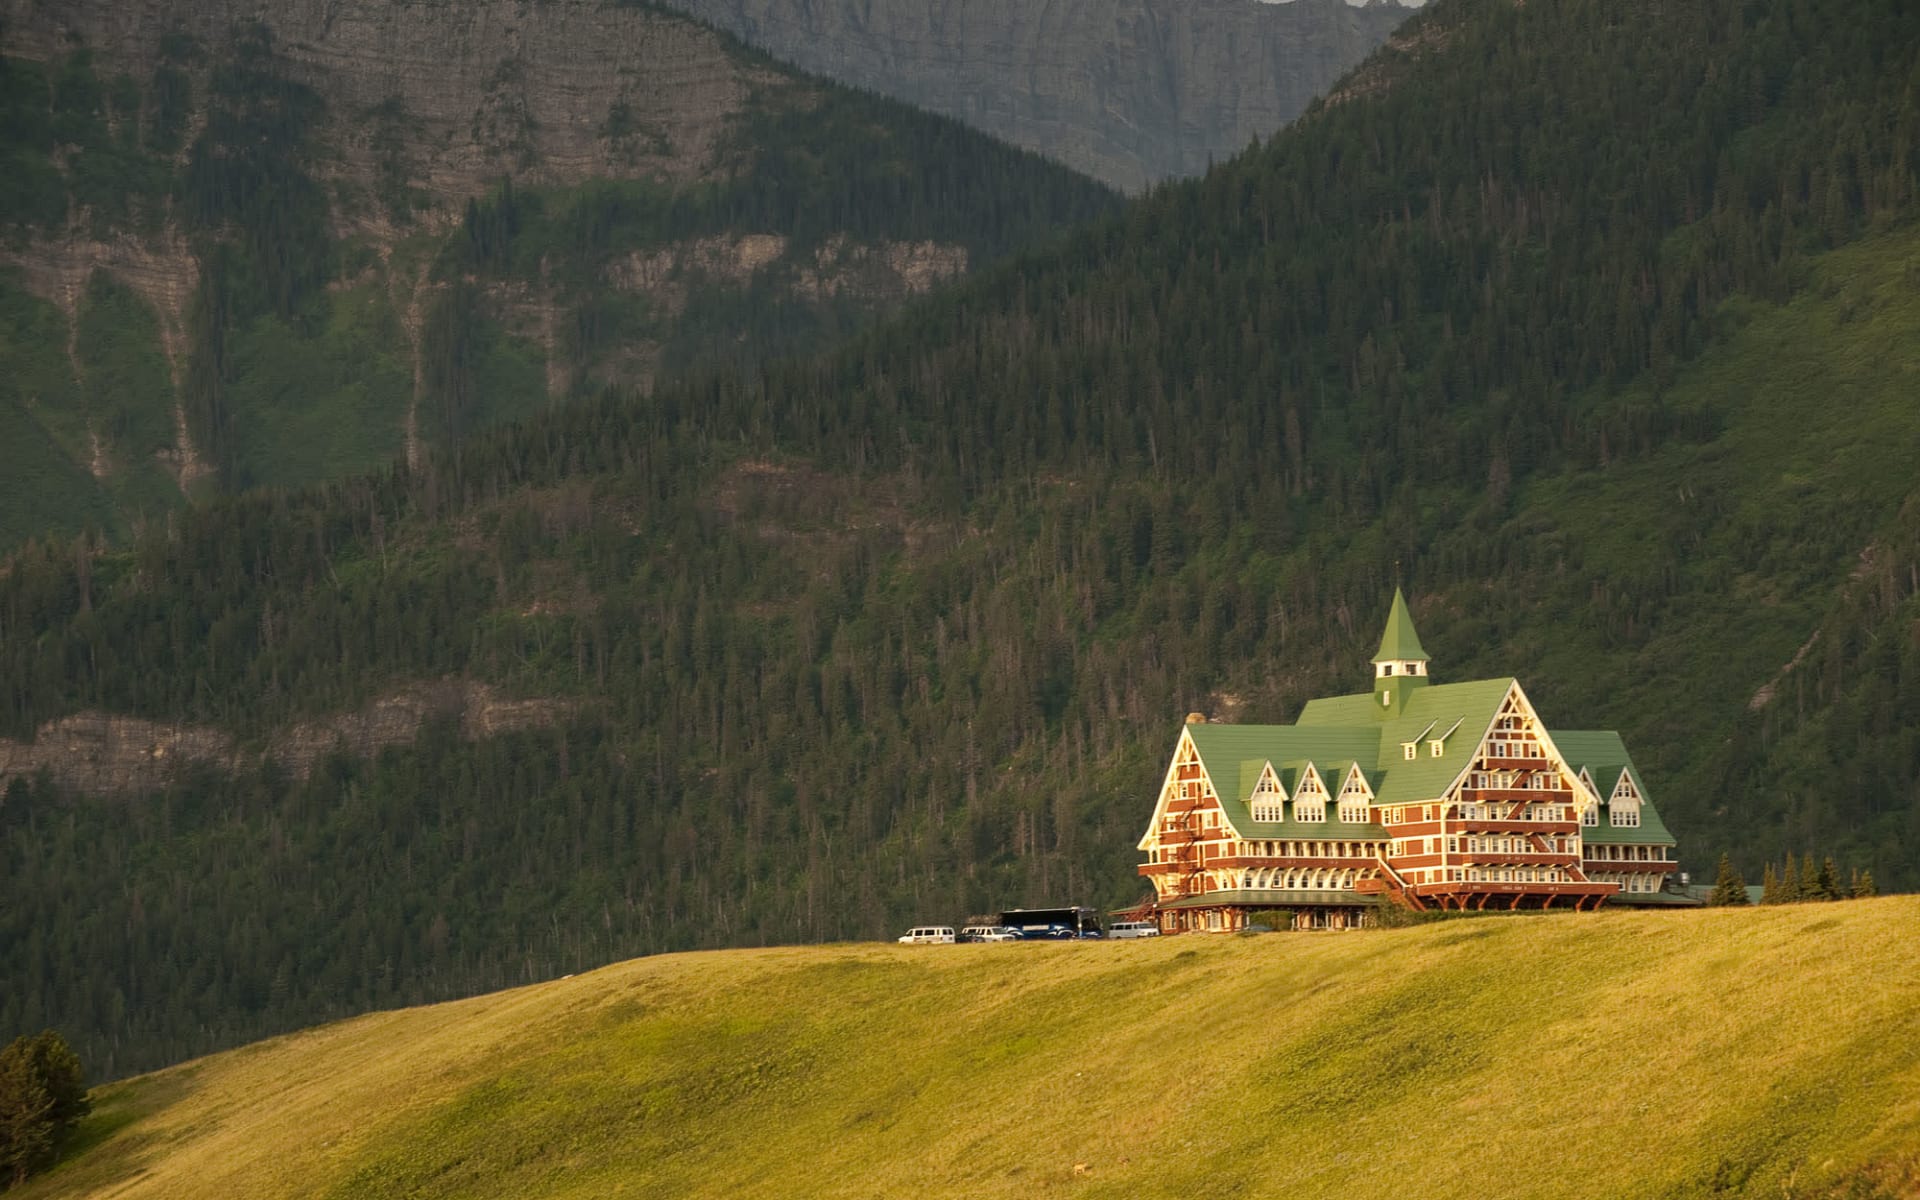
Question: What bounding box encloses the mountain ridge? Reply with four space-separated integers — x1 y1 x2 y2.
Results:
661 0 1416 192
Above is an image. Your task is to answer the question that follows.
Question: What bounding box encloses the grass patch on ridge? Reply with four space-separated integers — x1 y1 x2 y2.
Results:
20 900 1920 1200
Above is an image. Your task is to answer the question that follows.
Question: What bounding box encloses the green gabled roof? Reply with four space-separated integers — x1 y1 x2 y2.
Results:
1184 677 1514 826
1292 677 1512 806
1373 588 1429 663
1550 730 1676 846
1181 687 1676 843
1186 724 1381 835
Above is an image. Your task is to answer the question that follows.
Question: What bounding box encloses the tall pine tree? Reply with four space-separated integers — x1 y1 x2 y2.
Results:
1708 854 1749 906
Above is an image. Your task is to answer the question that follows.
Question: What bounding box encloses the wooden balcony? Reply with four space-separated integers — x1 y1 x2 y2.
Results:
1214 855 1378 870
1449 816 1579 835
1477 755 1550 770
1453 851 1579 868
1581 858 1677 873
1457 788 1571 804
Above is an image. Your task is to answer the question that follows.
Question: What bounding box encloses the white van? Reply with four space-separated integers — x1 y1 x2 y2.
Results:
898 926 956 944
1108 920 1160 939
959 925 1021 942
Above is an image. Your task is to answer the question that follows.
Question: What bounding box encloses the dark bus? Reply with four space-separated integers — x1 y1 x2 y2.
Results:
997 906 1104 939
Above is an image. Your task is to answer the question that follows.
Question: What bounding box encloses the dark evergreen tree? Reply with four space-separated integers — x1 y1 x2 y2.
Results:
1708 854 1749 906
1760 862 1779 905
1813 857 1841 902
1781 854 1803 903
0 1053 52 1189
0 1031 88 1188
1852 870 1879 899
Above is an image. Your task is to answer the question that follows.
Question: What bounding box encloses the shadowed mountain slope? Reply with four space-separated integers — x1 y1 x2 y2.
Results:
0 0 1117 550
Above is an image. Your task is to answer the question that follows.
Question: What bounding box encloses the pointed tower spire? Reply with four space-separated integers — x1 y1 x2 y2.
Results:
1371 588 1430 711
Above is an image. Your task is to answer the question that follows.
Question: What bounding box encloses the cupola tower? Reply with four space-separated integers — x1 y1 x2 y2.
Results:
1371 587 1430 711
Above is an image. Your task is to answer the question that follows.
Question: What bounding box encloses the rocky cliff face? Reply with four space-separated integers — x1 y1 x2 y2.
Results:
0 0 766 208
659 0 1417 193
0 680 572 796
0 0 1108 552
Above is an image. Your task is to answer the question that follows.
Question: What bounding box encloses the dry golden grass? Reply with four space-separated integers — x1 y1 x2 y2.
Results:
24 898 1920 1199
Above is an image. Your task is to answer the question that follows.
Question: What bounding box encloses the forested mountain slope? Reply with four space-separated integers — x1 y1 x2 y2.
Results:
20 902 1920 1200
0 0 1115 550
659 0 1415 193
6 0 1920 1080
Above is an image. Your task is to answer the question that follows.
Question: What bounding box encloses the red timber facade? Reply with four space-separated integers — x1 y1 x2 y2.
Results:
1136 590 1681 932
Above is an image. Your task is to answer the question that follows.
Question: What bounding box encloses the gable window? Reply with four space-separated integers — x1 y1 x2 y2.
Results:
1611 806 1640 828
1581 806 1598 827
1249 764 1286 822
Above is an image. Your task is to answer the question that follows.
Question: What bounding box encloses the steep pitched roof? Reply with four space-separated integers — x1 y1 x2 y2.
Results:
1185 677 1515 830
1373 587 1429 663
1186 724 1382 836
1550 730 1676 845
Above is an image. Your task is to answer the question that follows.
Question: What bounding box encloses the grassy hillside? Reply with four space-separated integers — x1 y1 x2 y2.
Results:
20 900 1920 1200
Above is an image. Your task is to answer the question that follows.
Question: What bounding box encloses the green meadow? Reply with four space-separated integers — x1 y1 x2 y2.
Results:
21 898 1920 1199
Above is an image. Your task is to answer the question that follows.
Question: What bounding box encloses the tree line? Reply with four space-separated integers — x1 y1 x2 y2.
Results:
1707 852 1880 905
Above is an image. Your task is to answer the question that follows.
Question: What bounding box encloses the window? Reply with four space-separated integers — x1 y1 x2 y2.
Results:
1403 742 1417 760
1581 806 1598 827
1611 807 1641 828
1429 740 1444 757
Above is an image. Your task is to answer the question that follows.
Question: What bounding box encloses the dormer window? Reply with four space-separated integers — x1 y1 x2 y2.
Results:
1428 740 1444 757
1402 742 1417 760
1249 765 1285 822
1293 766 1328 823
1609 773 1642 826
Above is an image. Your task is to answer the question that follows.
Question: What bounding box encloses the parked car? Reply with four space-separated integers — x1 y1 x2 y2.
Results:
1108 920 1161 939
898 926 956 944
958 925 1022 942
